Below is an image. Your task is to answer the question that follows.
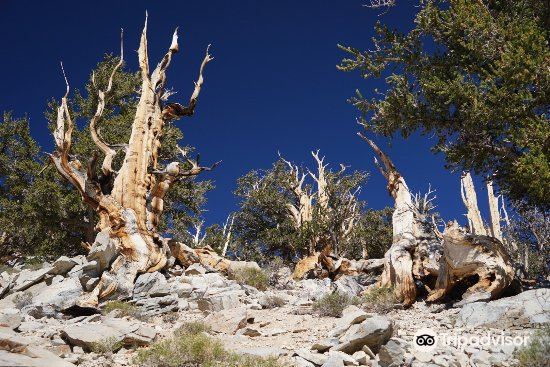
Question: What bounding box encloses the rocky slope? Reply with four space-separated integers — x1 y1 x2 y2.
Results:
0 255 548 367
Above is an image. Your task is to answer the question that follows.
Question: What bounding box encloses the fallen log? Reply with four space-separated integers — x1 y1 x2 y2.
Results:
168 241 231 273
291 247 360 281
427 221 517 304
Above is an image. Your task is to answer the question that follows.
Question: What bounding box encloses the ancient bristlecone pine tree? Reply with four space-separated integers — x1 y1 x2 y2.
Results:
359 133 441 305
50 17 216 307
360 134 516 305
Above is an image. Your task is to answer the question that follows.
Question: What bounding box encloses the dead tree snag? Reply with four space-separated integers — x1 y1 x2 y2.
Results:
49 16 215 307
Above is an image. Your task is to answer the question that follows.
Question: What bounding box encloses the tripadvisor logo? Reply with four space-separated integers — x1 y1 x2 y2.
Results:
411 327 530 353
413 328 438 352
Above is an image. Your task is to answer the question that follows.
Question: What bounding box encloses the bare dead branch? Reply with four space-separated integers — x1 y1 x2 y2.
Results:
89 29 124 176
221 213 235 257
487 179 503 241
364 0 395 9
161 45 214 120
152 27 179 96
138 11 150 82
309 150 329 211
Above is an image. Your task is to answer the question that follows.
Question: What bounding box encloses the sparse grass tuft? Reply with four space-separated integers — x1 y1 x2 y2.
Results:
13 291 33 309
175 321 212 336
516 326 550 367
89 336 124 355
262 294 287 309
134 322 282 367
231 267 269 291
162 312 180 324
312 292 360 317
361 286 398 312
102 300 141 318
0 265 16 274
23 257 45 270
265 257 288 286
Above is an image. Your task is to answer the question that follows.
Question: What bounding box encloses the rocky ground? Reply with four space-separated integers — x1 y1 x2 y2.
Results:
0 255 548 367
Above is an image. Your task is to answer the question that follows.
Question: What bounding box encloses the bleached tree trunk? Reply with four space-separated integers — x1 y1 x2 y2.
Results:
460 172 487 235
486 179 503 241
310 150 329 212
524 246 530 274
280 155 317 256
50 16 215 307
280 156 314 231
221 214 235 257
188 221 206 247
359 133 418 305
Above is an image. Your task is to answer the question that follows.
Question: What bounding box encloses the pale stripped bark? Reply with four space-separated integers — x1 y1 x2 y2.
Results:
487 179 503 242
309 150 329 212
221 214 235 257
49 16 215 307
279 155 314 230
427 176 517 304
188 220 207 248
460 172 487 236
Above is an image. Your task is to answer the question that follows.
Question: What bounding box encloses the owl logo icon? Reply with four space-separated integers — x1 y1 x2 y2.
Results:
413 328 438 352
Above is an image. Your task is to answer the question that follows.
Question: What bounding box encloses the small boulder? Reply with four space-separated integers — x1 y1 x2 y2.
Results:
86 229 117 271
378 337 407 367
328 351 359 366
185 263 207 276
351 350 369 365
134 294 179 316
0 271 16 298
227 261 261 277
61 317 156 351
133 272 169 299
295 356 316 367
330 305 368 337
332 315 393 354
12 268 52 292
297 278 332 301
204 307 251 334
321 355 345 367
49 256 78 276
24 277 83 317
333 276 364 298
312 338 340 352
67 260 100 288
295 348 328 366
197 289 243 312
0 308 21 330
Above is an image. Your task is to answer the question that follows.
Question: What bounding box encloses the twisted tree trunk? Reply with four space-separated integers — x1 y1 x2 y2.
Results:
427 175 517 304
50 16 215 307
359 134 421 305
427 221 516 304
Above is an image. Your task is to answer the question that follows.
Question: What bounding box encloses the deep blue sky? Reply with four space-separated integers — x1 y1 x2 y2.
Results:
0 0 492 226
